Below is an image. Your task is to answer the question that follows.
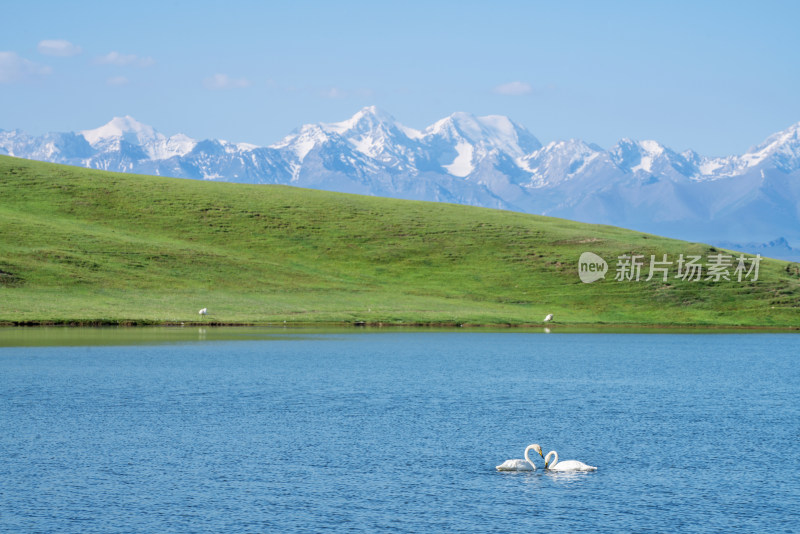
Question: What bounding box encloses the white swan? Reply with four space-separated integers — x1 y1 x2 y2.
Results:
496 443 544 471
544 450 597 471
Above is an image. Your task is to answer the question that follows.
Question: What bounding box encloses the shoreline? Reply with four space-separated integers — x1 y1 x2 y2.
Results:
1 319 798 331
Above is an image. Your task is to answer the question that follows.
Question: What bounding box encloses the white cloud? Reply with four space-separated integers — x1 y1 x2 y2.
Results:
106 76 130 86
203 73 251 90
319 86 374 99
0 51 51 83
493 81 534 96
321 86 346 99
95 51 155 67
38 39 82 57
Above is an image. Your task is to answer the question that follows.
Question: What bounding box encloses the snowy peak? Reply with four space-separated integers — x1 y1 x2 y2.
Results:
671 121 800 179
273 108 541 179
740 121 800 172
80 116 196 160
422 112 542 179
274 107 424 174
608 138 700 178
747 121 800 155
80 116 157 146
610 138 664 172
0 129 93 161
425 112 541 157
323 106 423 163
273 124 337 161
5 110 800 184
323 106 401 135
521 139 603 186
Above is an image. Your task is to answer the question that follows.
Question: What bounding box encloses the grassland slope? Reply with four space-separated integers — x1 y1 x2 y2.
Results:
1 155 798 326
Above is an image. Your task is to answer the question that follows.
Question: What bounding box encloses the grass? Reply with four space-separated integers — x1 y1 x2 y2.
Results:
1 155 799 326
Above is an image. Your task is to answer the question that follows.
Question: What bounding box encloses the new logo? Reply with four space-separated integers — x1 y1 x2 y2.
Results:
578 252 608 283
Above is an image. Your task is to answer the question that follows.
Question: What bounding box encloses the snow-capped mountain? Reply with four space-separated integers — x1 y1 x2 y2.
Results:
80 116 197 161
2 108 800 260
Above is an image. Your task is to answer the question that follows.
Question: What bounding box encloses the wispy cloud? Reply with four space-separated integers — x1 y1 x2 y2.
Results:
0 51 51 83
320 86 346 99
95 51 155 67
319 86 374 99
493 81 534 96
37 39 82 57
106 76 130 86
203 73 250 90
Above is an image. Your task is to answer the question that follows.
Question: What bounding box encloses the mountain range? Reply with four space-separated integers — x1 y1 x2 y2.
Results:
2 107 799 260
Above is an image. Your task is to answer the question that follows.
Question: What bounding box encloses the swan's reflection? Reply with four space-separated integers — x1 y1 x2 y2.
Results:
543 470 596 485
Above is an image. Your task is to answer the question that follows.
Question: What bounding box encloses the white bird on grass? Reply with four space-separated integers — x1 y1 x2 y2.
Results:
544 450 597 471
496 444 544 471
199 308 208 316
544 314 554 322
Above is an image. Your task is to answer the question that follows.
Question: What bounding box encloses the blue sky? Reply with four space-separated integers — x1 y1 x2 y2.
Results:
2 0 799 156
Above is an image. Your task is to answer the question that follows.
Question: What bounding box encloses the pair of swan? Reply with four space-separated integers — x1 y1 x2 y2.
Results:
496 443 596 472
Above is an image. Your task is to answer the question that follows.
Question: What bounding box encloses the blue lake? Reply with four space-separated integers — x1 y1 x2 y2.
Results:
1 329 799 532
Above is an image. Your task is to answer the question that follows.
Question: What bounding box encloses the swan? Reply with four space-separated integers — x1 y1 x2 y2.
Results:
496 443 544 471
544 450 597 471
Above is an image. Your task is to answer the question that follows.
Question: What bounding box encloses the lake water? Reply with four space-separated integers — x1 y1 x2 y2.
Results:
1 329 799 532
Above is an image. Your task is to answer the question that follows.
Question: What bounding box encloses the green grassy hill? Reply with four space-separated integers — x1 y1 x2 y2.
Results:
1 155 798 326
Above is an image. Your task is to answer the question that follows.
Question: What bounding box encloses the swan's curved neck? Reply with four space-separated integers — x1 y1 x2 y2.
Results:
524 445 535 469
545 450 558 469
